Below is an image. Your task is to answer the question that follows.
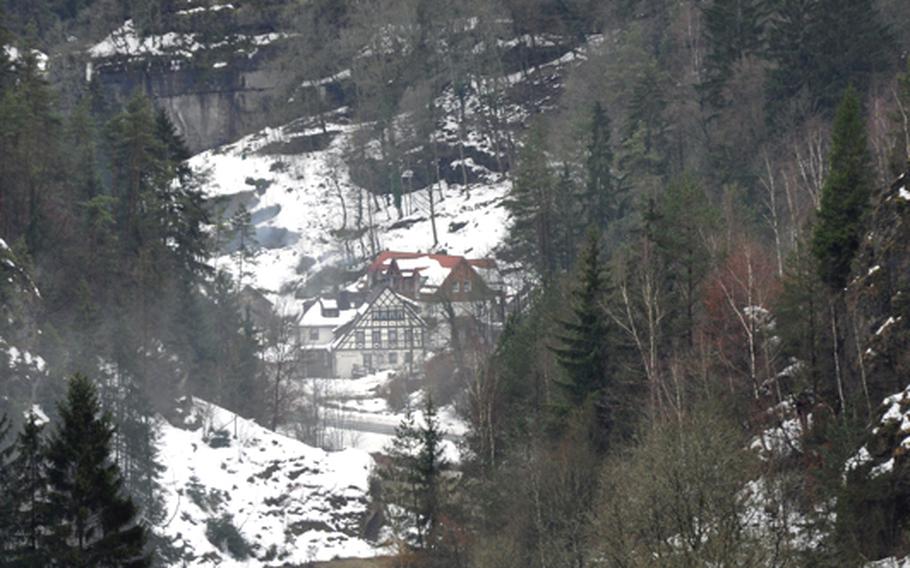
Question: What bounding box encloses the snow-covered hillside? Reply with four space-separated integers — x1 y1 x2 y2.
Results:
193 114 511 297
190 34 607 300
157 399 381 566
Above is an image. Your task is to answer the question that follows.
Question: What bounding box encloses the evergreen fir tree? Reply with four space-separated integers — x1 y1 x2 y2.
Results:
552 230 611 409
701 0 766 105
8 410 49 567
208 271 262 417
765 0 894 117
812 87 875 290
585 102 624 233
382 403 422 543
620 63 670 190
44 373 149 568
554 163 582 271
650 176 718 346
153 109 211 279
414 395 446 548
381 396 448 550
503 124 559 281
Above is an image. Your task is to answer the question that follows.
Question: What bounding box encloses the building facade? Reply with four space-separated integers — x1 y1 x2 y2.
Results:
332 286 427 378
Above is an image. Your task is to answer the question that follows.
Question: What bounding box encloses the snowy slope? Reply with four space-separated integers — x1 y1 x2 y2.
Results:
193 115 511 297
190 35 609 300
156 399 381 566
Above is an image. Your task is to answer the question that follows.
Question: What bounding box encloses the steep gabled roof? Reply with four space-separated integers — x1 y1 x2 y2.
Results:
368 251 499 295
299 299 359 329
332 285 426 350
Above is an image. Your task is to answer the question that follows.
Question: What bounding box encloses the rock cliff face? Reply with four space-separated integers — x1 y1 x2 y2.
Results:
838 169 910 561
847 169 910 402
87 1 349 153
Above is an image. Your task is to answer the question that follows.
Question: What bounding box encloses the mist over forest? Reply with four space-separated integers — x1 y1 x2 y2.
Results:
2 0 910 566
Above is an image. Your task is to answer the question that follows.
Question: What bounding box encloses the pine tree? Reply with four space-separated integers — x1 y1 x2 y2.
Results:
765 0 894 117
8 410 49 567
812 87 874 290
585 102 624 233
650 176 719 346
503 124 559 281
382 396 448 550
552 231 611 409
620 63 670 190
701 0 766 105
554 163 582 271
414 395 446 548
44 373 149 568
153 109 211 280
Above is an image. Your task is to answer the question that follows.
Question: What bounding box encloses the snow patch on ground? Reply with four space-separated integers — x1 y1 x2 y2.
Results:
867 557 910 567
288 371 467 462
156 399 382 566
195 118 510 297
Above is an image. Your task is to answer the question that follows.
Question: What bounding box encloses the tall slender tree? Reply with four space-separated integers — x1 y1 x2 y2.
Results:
504 125 559 281
552 231 611 410
812 87 874 290
44 374 149 568
585 102 625 235
701 0 766 105
8 410 49 567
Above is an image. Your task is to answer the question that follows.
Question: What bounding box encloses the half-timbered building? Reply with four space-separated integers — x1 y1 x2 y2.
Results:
331 286 427 378
366 251 505 349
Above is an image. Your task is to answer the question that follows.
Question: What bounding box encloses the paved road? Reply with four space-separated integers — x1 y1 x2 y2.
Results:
326 409 462 442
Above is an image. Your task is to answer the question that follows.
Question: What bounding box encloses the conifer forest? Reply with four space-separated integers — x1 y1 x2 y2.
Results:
2 0 910 566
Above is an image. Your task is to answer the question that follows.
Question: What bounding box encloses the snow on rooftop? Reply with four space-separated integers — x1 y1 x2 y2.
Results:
300 300 359 328
389 256 452 289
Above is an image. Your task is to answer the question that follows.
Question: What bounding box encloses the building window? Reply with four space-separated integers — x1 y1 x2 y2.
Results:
388 329 398 347
453 281 461 293
416 329 423 347
404 329 413 347
463 280 472 293
405 351 413 364
375 352 384 365
372 330 382 348
309 328 320 341
389 352 398 365
355 331 365 348
363 353 372 369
